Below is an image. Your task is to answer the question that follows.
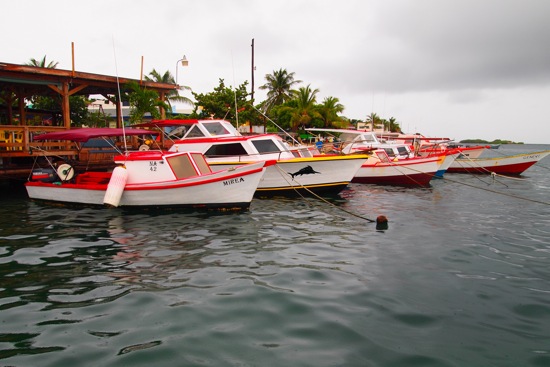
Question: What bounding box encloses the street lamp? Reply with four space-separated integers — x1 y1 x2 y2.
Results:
175 55 188 86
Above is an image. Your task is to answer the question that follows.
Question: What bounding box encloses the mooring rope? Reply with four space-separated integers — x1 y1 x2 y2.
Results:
452 154 525 183
440 174 550 206
273 164 377 222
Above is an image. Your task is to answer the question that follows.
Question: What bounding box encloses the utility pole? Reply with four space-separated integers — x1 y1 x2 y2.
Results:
251 38 255 104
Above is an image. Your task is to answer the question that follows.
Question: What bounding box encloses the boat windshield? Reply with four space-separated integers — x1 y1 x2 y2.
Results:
185 125 205 138
203 122 231 136
166 154 198 179
251 139 282 154
359 134 378 144
397 146 410 155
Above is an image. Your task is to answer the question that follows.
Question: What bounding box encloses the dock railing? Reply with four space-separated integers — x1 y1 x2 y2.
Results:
0 125 78 158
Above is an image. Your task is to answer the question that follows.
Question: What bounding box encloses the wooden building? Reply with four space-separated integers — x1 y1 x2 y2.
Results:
0 62 178 180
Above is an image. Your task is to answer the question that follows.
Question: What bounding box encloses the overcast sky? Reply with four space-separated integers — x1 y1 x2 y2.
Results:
3 0 550 143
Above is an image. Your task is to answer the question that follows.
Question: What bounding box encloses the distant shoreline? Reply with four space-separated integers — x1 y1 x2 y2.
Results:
460 139 523 145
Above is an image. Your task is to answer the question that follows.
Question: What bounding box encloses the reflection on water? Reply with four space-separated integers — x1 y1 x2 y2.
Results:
1 146 549 366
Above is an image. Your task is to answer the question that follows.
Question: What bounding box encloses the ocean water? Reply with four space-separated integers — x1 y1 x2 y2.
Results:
1 144 549 367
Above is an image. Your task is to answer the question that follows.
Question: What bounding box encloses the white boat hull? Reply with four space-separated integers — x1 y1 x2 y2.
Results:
447 150 550 175
26 161 268 209
352 156 443 186
208 155 367 196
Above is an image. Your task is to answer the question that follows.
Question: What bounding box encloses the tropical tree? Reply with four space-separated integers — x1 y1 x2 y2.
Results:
125 81 170 124
24 56 90 126
317 96 345 128
365 112 384 131
279 85 321 132
259 68 301 114
387 117 402 133
26 56 59 69
145 69 193 112
190 79 253 126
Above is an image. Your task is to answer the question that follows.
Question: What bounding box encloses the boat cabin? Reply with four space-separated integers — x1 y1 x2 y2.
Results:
114 150 212 184
145 119 318 162
307 128 414 159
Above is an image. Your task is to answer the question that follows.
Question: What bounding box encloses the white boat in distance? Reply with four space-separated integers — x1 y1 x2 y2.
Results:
26 128 272 210
136 120 369 197
447 150 550 175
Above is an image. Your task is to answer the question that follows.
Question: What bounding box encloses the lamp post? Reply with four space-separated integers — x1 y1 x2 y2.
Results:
175 55 188 86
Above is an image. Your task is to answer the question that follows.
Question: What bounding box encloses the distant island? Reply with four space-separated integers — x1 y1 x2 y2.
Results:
460 139 523 145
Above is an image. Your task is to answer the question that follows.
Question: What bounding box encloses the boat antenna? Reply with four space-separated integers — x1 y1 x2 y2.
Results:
231 51 239 128
112 36 128 153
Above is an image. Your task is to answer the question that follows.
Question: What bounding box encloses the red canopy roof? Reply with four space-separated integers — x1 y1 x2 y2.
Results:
33 128 155 142
132 119 199 128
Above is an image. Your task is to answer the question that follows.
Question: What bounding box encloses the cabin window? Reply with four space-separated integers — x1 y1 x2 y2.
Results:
383 148 395 157
185 125 206 138
376 151 391 163
166 154 197 179
203 122 230 136
362 134 377 143
397 146 410 156
204 143 247 157
191 153 212 175
252 139 281 154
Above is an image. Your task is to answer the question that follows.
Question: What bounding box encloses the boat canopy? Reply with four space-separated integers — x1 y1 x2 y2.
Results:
133 119 199 128
33 128 154 142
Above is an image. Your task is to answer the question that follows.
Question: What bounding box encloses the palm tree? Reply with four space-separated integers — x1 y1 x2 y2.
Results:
145 69 193 112
26 56 59 68
387 117 401 133
365 112 383 131
281 85 320 132
259 68 302 114
318 96 345 128
125 81 170 124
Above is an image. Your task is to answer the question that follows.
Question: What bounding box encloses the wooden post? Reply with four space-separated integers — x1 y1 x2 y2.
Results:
71 42 75 77
140 56 144 85
159 91 166 119
61 82 71 128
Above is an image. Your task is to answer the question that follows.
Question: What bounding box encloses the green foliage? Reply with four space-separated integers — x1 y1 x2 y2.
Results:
259 68 302 114
145 69 193 110
26 56 59 69
190 79 257 126
29 94 91 126
125 81 170 124
317 96 345 128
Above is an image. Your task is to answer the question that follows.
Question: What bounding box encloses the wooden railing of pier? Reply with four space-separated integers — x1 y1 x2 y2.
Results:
0 125 78 158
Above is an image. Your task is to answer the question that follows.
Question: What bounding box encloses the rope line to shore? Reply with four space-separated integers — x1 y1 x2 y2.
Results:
440 174 550 206
274 164 376 222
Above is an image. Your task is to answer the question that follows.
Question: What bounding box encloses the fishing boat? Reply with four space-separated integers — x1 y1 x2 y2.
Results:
306 128 452 185
25 128 273 210
446 150 550 175
137 120 369 197
351 149 445 186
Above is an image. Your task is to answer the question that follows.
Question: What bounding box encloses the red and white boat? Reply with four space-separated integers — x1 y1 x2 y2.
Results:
446 150 550 175
352 149 445 186
137 120 369 197
26 128 272 210
307 128 451 185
